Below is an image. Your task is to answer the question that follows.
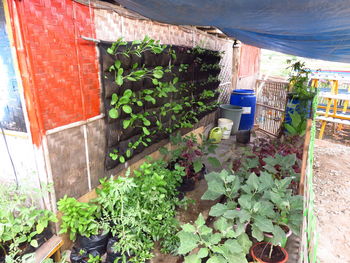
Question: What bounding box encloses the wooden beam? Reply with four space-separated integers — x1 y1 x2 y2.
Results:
299 119 313 195
35 235 63 263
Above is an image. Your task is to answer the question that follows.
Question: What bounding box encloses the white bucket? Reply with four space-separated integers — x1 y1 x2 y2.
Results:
218 118 233 139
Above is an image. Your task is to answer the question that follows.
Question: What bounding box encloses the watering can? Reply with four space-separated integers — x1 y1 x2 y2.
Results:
209 127 223 144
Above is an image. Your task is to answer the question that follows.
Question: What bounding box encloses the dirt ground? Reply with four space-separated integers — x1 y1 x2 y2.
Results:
313 137 350 263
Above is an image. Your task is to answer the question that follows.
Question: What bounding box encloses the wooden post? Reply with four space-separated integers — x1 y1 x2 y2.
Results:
231 42 240 92
299 119 313 195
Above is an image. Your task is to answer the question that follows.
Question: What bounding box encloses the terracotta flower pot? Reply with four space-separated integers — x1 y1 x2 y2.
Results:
263 225 292 248
250 242 288 263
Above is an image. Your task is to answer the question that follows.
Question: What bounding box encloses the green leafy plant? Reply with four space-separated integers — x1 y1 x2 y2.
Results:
176 214 251 263
92 161 188 262
202 171 303 242
0 183 57 262
160 132 220 177
284 110 307 136
106 37 222 164
287 60 315 100
107 36 167 58
57 196 101 241
87 254 102 263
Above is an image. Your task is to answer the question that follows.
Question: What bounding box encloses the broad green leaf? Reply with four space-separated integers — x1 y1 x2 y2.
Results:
271 224 287 246
223 239 242 254
199 225 212 236
195 214 205 227
122 105 132 114
238 194 252 210
251 224 264 241
114 60 121 69
153 70 164 79
223 209 239 220
123 119 131 129
246 173 259 190
208 233 222 245
237 233 252 255
208 157 221 168
259 172 274 190
111 93 118 105
116 75 123 86
177 231 199 255
123 89 133 97
253 216 274 233
197 248 209 258
213 217 231 232
143 119 151 126
30 239 38 248
109 108 119 119
284 123 297 135
184 254 201 263
206 255 226 263
182 223 196 233
193 160 203 173
210 203 229 217
142 127 150 136
119 156 125 163
201 180 225 201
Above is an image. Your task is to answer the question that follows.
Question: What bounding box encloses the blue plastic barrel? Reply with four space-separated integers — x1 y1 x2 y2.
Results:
230 89 256 130
285 97 313 124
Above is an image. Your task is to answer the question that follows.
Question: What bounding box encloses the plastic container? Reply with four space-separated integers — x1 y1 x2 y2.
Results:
218 118 233 139
230 89 256 130
250 242 288 263
209 127 223 143
285 95 313 125
236 129 251 144
219 104 243 134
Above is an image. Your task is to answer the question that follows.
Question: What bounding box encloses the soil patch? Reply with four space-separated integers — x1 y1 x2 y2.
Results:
313 139 350 262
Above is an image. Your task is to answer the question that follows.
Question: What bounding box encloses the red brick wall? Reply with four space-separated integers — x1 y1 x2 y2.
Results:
8 0 100 140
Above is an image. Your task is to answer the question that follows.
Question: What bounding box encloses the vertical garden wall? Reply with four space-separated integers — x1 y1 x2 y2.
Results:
100 38 223 170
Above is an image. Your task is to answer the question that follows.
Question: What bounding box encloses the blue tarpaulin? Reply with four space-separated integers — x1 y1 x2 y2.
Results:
115 0 350 63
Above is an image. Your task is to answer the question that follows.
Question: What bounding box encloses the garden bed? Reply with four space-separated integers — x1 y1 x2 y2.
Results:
0 129 305 263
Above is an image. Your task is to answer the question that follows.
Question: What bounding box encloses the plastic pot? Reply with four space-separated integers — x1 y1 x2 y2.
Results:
250 242 288 263
219 104 243 134
75 232 110 255
218 118 233 139
263 225 292 248
236 129 251 144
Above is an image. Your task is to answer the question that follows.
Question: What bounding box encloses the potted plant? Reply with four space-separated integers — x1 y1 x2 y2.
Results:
160 132 220 192
250 242 288 263
202 171 302 248
284 60 316 130
57 196 110 260
176 214 252 263
91 161 187 262
0 183 57 262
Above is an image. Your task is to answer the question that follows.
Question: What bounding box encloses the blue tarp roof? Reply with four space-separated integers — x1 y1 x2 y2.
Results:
115 0 350 63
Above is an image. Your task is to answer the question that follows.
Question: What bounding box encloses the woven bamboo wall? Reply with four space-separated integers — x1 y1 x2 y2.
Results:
9 0 234 199
94 8 234 103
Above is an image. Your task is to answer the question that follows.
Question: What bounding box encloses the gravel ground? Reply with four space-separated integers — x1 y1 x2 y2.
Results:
313 139 350 263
